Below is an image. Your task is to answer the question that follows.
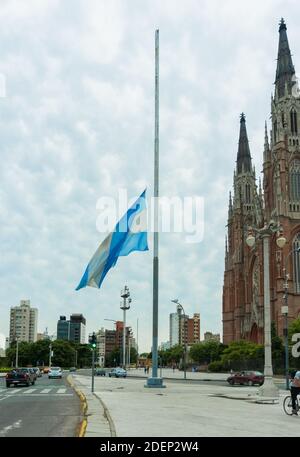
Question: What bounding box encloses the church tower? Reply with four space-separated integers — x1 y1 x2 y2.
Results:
223 115 263 344
264 18 300 335
223 19 300 345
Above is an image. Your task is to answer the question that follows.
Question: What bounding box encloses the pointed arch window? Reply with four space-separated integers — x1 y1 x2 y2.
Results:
245 184 251 204
290 160 300 201
293 233 300 294
290 109 298 135
274 120 277 142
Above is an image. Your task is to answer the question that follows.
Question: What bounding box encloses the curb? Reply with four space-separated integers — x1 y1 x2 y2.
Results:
93 392 116 437
67 375 88 437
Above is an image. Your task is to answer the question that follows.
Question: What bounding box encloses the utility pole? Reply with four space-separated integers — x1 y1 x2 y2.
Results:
15 338 19 368
120 286 131 370
49 342 52 368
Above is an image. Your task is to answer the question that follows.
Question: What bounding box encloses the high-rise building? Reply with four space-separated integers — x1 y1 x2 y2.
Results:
70 314 86 344
170 307 180 347
57 316 70 341
187 313 201 345
105 329 117 362
223 19 300 344
170 306 201 347
96 328 105 366
9 300 38 345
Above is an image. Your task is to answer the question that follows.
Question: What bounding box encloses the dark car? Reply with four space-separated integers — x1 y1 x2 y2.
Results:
227 370 264 386
69 367 77 372
95 368 106 376
6 368 36 388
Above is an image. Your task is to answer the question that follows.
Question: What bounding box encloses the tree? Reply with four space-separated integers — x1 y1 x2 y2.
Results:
105 347 120 367
190 341 226 365
221 340 264 371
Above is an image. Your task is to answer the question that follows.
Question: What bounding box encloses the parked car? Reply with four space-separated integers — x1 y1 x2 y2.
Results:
108 368 127 378
43 366 50 374
95 368 106 376
32 367 42 377
29 367 37 381
69 367 77 372
6 368 36 387
227 370 264 386
48 367 62 379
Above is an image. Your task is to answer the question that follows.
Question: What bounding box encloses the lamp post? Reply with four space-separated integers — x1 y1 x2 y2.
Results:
15 337 19 369
282 246 300 390
49 342 52 368
171 299 187 380
120 286 131 370
246 220 286 399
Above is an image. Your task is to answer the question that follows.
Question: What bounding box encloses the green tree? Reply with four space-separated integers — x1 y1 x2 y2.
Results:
105 347 120 367
190 341 226 365
221 340 264 371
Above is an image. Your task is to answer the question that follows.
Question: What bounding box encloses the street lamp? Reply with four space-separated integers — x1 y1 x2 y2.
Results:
120 286 131 370
282 246 300 390
246 220 286 399
171 299 187 380
15 337 19 369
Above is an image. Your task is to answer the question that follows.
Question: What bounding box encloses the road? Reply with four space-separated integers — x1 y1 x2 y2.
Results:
77 368 287 390
0 372 82 437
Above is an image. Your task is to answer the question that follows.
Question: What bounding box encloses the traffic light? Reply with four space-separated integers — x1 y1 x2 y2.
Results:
89 332 97 349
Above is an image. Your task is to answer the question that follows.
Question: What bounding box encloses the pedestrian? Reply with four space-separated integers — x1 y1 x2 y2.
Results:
144 366 147 374
290 369 300 415
173 364 175 372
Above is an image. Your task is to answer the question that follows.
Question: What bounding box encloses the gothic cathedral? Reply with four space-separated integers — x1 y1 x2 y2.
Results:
223 19 300 344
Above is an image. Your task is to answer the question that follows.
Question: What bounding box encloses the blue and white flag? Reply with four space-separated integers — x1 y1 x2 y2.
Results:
76 189 148 291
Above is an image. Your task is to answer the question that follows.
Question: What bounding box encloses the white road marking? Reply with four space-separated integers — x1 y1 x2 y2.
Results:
0 419 22 436
57 388 67 394
40 388 51 394
23 389 37 394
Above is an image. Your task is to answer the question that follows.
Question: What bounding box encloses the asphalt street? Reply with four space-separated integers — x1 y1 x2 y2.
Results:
0 372 82 437
78 368 286 389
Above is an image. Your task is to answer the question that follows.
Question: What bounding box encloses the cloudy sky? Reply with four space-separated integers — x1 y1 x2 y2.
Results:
1 0 300 352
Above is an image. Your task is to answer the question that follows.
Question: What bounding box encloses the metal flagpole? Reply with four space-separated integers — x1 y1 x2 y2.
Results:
146 29 164 388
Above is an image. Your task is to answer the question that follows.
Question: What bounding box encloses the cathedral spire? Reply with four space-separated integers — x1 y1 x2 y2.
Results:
264 121 269 149
275 18 295 98
264 121 270 161
237 113 252 174
228 191 233 219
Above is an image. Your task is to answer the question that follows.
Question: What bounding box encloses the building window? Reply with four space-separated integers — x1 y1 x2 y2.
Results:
245 184 251 204
290 160 300 202
274 120 277 142
293 233 300 294
291 109 298 135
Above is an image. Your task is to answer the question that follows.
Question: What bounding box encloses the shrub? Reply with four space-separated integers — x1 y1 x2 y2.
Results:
208 361 224 372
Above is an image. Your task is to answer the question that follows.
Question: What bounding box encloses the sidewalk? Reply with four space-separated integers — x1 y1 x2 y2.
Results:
72 373 300 437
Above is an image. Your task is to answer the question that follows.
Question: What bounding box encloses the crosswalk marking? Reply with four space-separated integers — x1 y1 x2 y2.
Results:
0 385 73 397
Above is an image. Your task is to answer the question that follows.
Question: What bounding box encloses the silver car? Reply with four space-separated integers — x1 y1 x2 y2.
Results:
108 368 127 378
48 367 62 379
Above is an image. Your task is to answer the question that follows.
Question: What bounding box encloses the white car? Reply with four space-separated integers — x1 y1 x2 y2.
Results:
48 367 62 379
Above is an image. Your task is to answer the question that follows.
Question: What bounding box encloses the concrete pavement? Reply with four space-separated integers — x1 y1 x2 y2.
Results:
71 373 300 437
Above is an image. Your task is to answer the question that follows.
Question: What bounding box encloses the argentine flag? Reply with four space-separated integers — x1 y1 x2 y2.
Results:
76 189 148 291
